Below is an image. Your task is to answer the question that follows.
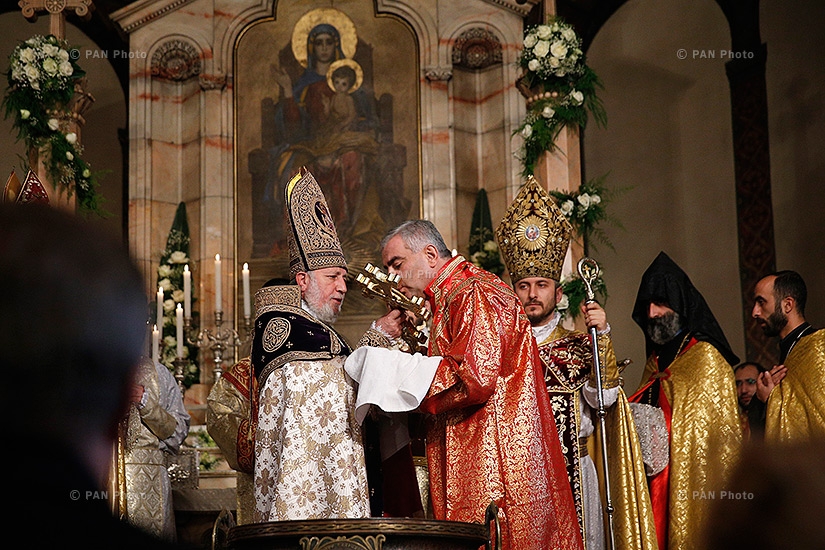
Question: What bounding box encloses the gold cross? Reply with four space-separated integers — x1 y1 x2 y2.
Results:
19 0 94 40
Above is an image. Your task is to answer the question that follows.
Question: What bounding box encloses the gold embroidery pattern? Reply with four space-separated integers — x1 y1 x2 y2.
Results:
262 317 291 353
495 176 572 282
285 167 347 278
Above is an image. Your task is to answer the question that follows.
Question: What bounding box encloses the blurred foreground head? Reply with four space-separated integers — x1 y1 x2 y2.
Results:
0 204 147 466
704 438 825 549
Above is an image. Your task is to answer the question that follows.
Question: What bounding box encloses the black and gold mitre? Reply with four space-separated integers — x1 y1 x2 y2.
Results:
285 166 347 279
495 176 572 282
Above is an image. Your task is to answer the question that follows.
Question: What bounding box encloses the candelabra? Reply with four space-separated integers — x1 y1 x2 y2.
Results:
173 356 188 396
184 312 251 381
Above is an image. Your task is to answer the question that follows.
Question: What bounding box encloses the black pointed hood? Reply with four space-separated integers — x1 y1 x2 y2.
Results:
632 251 739 366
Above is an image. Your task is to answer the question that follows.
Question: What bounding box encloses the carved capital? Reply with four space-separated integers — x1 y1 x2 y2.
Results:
199 73 226 91
423 67 452 82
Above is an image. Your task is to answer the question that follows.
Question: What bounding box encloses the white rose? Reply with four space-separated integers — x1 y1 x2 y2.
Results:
11 66 23 83
65 151 74 161
158 265 173 277
42 58 58 76
550 41 568 59
24 64 40 83
533 40 550 59
548 57 560 68
164 335 177 347
169 251 189 264
556 294 569 311
571 90 585 105
59 61 73 77
159 278 173 292
48 118 59 131
562 28 576 42
172 289 185 303
483 240 498 252
42 44 59 57
591 194 601 205
523 33 538 49
577 193 591 208
560 200 574 215
528 59 540 72
521 124 533 138
551 23 560 32
58 49 69 62
542 106 555 119
536 25 553 40
65 132 77 144
19 109 30 120
163 298 176 313
82 168 91 178
19 48 36 63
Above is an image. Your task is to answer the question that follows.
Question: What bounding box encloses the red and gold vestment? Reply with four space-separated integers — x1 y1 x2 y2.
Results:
421 256 582 550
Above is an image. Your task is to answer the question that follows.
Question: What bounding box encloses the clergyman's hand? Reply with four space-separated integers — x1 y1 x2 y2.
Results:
756 364 787 402
581 301 608 332
373 308 404 340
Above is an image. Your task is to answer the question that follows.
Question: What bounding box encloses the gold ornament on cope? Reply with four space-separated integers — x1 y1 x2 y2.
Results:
495 176 573 282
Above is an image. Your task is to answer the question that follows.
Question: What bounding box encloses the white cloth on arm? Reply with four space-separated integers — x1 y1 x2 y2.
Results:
344 346 441 425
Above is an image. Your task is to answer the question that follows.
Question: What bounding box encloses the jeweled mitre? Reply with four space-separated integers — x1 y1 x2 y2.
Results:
495 176 572 282
285 166 347 279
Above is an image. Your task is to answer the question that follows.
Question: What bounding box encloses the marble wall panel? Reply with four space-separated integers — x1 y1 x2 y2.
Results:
114 0 530 342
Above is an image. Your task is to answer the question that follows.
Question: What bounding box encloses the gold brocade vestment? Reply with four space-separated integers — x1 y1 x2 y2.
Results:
421 256 583 550
766 328 825 443
539 325 658 550
631 339 742 550
207 357 257 525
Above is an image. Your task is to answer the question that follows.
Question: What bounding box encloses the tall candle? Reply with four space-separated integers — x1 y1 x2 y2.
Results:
156 286 164 326
214 254 222 313
242 262 251 318
176 304 184 358
152 324 159 364
183 264 191 318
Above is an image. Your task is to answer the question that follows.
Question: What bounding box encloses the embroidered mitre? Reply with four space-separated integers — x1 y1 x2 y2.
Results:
285 166 347 279
3 169 50 206
495 176 572 282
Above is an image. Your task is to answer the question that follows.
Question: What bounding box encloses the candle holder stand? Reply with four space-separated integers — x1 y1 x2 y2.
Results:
185 312 242 382
172 356 189 396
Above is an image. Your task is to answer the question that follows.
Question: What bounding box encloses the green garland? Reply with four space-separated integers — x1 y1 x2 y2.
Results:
2 34 105 215
468 189 505 276
557 271 608 320
514 18 607 177
548 173 629 255
157 202 200 387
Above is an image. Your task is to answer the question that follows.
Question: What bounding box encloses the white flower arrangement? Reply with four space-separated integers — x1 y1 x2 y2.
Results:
2 34 104 214
548 173 628 255
514 18 607 176
520 22 583 81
